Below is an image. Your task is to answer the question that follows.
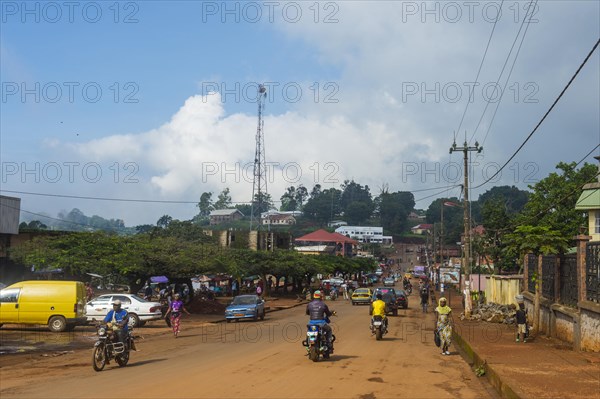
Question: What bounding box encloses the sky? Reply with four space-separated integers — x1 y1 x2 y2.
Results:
1 0 599 227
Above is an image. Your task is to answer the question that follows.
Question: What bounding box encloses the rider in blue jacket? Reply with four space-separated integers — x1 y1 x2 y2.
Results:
103 299 129 346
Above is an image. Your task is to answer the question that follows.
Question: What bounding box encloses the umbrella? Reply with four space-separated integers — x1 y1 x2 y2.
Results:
150 276 169 283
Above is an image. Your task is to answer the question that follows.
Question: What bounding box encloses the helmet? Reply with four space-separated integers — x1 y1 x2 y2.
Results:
313 290 322 299
376 293 383 300
112 299 122 307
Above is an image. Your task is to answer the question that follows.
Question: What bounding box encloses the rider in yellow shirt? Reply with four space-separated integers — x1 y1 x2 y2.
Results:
371 293 388 333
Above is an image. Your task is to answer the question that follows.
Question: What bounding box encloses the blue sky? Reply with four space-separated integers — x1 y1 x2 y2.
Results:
1 1 599 226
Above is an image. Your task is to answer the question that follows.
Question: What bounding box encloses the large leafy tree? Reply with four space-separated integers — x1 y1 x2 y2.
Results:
516 162 597 238
340 180 374 221
295 185 309 211
214 188 232 210
376 191 415 235
197 192 214 217
303 187 342 225
280 186 298 211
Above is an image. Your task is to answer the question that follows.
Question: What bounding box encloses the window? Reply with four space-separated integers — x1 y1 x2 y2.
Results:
0 288 20 303
596 212 600 234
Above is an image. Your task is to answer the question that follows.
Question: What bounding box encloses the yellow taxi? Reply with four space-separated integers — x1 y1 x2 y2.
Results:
351 288 373 306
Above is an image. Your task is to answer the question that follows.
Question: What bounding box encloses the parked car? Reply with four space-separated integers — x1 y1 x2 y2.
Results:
1 280 87 332
395 289 409 309
383 277 395 287
370 287 399 316
329 277 344 286
351 288 373 305
86 294 162 328
225 295 265 322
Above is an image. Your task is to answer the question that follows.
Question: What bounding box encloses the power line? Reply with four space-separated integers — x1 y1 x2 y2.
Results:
476 0 537 146
472 37 600 190
575 143 600 167
454 0 504 139
0 189 256 204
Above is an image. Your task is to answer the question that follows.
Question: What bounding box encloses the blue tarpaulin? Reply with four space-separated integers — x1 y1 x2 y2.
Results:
150 276 169 283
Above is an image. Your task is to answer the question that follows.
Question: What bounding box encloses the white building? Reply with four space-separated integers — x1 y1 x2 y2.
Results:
334 226 392 245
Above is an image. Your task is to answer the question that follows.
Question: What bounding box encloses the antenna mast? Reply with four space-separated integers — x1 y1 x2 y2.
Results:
250 84 268 231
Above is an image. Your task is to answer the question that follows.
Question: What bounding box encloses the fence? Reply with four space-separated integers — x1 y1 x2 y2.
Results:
560 254 578 307
522 237 600 352
541 255 556 301
587 242 600 303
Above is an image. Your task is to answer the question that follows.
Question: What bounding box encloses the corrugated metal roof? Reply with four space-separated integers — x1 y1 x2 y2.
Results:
210 209 243 216
575 188 600 210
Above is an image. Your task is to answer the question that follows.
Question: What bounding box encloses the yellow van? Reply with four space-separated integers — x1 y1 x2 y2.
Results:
0 280 87 332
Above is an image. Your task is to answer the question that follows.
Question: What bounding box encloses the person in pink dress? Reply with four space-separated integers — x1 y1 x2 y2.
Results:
164 293 190 338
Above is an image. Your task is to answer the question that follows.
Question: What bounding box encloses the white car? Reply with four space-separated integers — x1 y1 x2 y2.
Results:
86 294 162 328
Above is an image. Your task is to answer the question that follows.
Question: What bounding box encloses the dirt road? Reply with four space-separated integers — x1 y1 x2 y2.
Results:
0 298 496 399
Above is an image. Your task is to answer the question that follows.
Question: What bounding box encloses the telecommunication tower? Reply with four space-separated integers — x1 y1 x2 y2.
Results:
250 84 268 231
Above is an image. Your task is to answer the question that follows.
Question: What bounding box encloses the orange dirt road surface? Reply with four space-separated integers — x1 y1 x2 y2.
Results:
0 298 497 399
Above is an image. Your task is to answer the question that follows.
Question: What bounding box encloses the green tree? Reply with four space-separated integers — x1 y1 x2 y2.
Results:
197 192 214 217
280 186 298 211
517 162 597 237
303 187 342 225
295 185 309 211
214 188 232 210
377 191 415 235
156 215 173 228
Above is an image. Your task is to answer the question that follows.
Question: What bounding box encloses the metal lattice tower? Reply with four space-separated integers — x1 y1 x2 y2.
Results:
250 84 268 231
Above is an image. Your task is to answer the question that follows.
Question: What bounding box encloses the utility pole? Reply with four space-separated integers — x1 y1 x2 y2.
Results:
449 138 482 318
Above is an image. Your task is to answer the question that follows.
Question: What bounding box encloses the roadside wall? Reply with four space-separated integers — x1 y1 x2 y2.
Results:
522 237 600 352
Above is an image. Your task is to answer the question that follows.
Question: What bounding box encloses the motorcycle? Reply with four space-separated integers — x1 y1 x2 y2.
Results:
302 312 336 362
370 315 387 341
92 323 135 371
329 288 338 301
404 283 413 295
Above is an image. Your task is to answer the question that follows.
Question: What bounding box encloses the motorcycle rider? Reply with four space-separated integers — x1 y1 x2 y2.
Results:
371 293 388 333
306 290 334 352
103 299 129 348
403 276 412 293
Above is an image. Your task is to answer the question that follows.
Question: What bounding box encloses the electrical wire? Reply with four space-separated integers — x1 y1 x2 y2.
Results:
472 37 600 190
475 0 537 146
454 0 504 140
575 143 600 167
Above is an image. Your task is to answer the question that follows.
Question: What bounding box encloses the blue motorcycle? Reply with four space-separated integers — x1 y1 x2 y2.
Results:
302 314 336 362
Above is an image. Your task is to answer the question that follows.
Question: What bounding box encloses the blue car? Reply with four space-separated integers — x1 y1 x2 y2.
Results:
225 295 266 322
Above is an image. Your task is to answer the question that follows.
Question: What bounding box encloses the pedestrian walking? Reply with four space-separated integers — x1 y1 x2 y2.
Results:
515 302 528 343
341 281 349 300
164 293 190 338
84 282 94 302
435 297 453 355
420 286 429 313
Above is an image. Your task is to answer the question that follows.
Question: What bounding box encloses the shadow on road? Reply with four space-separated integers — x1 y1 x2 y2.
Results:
123 358 169 368
328 354 359 361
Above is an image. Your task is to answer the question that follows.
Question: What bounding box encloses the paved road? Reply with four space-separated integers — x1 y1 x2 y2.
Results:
0 297 496 399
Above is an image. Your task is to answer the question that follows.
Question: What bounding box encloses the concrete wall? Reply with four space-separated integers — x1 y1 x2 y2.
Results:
523 292 600 352
580 303 600 352
553 307 575 344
